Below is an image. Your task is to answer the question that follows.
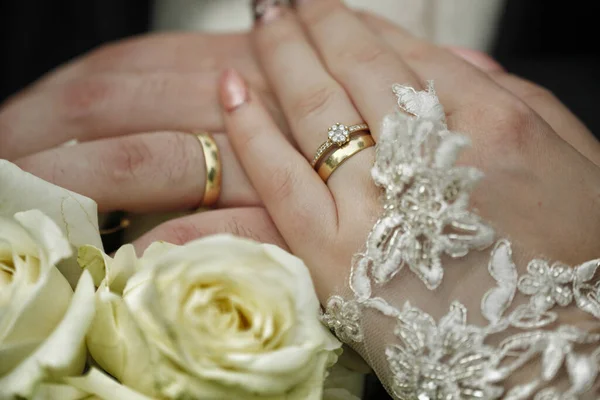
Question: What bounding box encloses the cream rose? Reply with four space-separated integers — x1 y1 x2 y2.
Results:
81 235 342 399
0 210 95 398
33 368 152 400
0 160 103 286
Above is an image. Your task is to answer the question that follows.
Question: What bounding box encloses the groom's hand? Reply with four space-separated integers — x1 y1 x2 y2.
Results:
1 33 274 160
1 33 283 213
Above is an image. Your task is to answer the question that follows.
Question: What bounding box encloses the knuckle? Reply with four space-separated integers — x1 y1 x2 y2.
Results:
103 136 153 184
157 219 201 245
60 77 114 121
102 133 194 186
488 100 537 150
499 100 533 129
292 85 342 122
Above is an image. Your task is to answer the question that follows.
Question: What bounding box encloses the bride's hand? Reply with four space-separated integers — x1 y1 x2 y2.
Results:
220 0 600 308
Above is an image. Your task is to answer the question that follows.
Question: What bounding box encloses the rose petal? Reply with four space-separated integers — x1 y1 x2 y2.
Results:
14 210 72 267
0 216 39 257
0 271 95 398
121 235 341 399
141 241 180 262
0 161 101 250
79 244 140 293
0 161 102 285
0 266 72 374
86 290 156 396
64 368 153 400
33 382 94 400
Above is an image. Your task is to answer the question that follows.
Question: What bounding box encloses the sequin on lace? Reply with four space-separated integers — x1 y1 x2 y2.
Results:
366 112 495 291
321 83 600 399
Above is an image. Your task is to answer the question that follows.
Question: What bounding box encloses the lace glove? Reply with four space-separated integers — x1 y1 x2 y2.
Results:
221 2 600 398
321 84 600 400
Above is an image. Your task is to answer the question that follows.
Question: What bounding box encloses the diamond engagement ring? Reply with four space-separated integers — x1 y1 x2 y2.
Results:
310 123 369 168
317 133 375 182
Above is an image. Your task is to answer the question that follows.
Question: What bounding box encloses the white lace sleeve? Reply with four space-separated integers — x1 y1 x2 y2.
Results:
321 82 600 400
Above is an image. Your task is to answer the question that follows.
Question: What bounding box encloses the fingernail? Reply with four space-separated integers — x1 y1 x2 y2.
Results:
448 47 505 72
253 0 284 23
220 69 249 112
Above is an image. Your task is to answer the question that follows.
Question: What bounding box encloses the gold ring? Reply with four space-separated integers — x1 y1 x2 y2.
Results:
317 133 375 182
196 132 222 207
311 123 369 167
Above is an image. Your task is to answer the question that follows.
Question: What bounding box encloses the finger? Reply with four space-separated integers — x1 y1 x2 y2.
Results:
0 72 230 160
446 47 505 73
17 33 290 148
34 33 264 89
131 207 288 253
486 73 600 167
447 47 600 167
253 4 363 159
294 0 422 130
14 132 259 213
219 68 336 249
357 12 513 117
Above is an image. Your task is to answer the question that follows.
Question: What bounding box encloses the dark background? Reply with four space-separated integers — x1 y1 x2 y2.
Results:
0 1 598 398
1 0 599 137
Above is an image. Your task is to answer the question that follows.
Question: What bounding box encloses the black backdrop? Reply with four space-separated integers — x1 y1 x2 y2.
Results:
1 0 598 136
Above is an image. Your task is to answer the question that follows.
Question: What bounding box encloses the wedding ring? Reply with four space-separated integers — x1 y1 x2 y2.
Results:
311 123 369 167
317 133 375 182
196 132 222 207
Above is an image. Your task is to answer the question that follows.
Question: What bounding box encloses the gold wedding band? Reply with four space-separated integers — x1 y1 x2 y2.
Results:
311 123 369 167
196 132 222 207
317 133 375 182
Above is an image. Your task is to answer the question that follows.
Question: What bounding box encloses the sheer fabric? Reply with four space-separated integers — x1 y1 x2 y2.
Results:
321 83 600 400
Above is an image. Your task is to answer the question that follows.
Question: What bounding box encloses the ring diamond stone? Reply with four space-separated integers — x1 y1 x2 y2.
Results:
311 122 370 168
328 123 350 146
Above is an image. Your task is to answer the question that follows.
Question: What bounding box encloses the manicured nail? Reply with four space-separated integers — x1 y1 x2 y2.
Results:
253 0 284 23
220 69 249 112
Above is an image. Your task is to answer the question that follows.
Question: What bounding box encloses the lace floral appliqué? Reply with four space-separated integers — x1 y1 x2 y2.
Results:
386 302 502 400
353 85 494 293
321 296 363 343
382 241 600 400
321 83 600 399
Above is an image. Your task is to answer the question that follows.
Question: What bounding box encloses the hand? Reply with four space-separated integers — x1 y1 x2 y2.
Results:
219 0 600 330
1 33 271 213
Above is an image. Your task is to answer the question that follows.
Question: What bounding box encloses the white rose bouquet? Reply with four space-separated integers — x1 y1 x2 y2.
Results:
0 160 356 400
